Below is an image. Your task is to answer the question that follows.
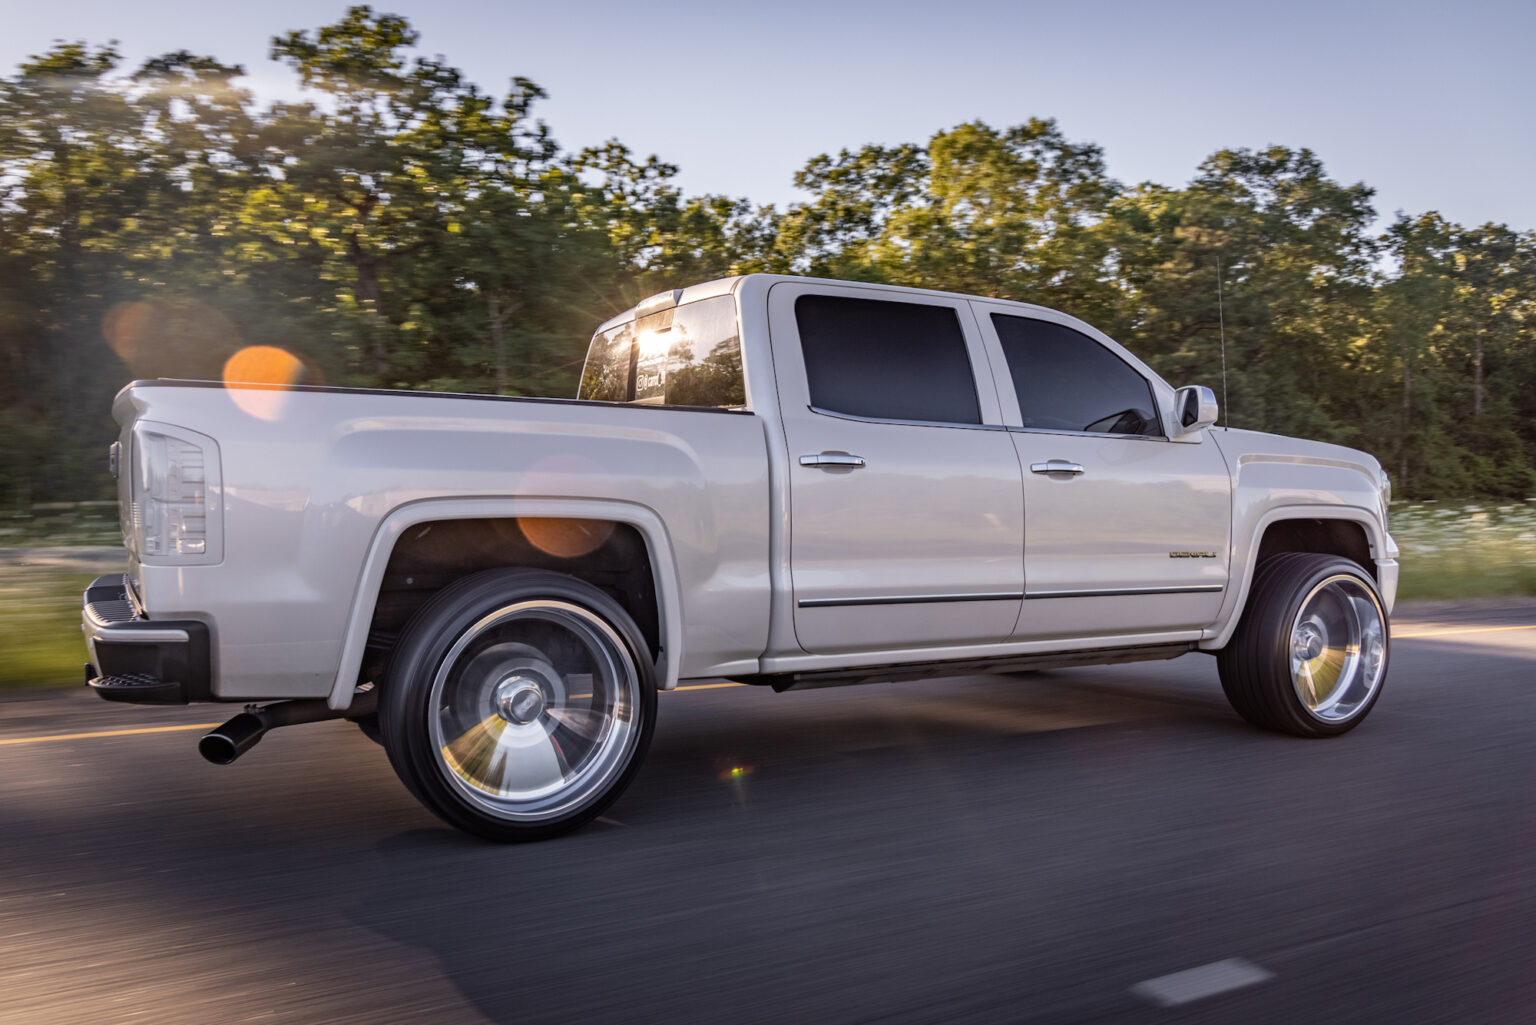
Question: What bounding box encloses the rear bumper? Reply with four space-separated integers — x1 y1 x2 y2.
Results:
82 574 211 704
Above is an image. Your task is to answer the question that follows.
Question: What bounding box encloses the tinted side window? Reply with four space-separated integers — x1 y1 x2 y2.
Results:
795 295 981 424
992 315 1163 437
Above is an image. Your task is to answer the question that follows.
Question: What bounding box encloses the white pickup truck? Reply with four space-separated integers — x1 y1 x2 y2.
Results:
82 274 1398 840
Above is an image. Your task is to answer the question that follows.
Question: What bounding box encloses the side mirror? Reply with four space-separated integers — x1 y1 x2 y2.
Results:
1174 385 1219 435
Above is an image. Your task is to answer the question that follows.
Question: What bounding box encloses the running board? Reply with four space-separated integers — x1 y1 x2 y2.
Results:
738 642 1199 692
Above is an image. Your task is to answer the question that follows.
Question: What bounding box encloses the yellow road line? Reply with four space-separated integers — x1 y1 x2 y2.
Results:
1395 624 1536 640
0 722 222 746
1 684 746 746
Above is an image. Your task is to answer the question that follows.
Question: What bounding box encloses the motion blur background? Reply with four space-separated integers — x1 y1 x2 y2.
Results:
1 0 1533 688
4 8 1536 1025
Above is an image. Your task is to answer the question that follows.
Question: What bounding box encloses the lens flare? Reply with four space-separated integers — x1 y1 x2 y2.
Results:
716 762 755 806
222 346 306 421
101 301 152 363
518 518 616 559
635 328 672 359
102 298 240 379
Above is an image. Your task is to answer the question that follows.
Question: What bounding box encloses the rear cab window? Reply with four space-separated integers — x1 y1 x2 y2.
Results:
579 296 745 408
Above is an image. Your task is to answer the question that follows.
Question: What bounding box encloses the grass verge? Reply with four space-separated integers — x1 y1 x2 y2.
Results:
1397 558 1536 601
0 566 102 690
1391 501 1536 601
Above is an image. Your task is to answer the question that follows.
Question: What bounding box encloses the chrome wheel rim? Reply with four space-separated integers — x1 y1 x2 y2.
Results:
428 600 640 821
1289 574 1388 723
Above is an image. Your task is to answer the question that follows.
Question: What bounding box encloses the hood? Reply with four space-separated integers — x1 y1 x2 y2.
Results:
1208 427 1384 481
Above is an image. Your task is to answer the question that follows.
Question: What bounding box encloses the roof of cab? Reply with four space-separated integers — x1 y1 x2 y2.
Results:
590 273 1060 335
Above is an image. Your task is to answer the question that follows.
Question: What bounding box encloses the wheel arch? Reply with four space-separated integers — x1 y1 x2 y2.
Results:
1203 504 1393 652
326 497 684 708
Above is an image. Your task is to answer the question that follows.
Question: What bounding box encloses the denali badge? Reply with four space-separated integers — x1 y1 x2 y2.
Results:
1169 551 1217 558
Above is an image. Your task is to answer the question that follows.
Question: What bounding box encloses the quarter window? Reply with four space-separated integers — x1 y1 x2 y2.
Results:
992 314 1162 437
795 295 981 424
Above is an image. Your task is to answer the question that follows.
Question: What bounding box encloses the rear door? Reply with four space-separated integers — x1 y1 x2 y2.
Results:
973 303 1231 641
769 282 1024 655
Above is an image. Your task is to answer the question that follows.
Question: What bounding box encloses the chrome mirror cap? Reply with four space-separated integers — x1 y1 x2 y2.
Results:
1173 385 1219 437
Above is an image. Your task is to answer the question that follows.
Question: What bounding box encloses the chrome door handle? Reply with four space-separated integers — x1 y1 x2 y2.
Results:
1030 460 1085 476
800 452 866 469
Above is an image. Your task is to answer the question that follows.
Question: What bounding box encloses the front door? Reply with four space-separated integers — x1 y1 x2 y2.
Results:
973 304 1232 642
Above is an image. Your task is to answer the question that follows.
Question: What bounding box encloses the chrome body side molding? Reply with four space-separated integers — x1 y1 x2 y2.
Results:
1025 585 1225 600
797 592 1026 609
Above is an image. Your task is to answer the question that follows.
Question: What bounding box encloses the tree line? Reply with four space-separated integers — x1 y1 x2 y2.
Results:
2 6 1532 508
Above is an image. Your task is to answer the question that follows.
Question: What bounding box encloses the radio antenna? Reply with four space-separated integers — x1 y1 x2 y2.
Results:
1216 254 1229 429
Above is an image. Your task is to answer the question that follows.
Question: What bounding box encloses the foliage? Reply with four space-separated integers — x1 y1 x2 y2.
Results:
1 7 1533 507
1392 501 1536 599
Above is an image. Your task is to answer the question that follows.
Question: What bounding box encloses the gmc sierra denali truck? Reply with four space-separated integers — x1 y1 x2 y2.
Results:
82 274 1398 840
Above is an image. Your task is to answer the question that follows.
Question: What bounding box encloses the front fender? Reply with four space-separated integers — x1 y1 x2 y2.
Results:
1203 503 1397 651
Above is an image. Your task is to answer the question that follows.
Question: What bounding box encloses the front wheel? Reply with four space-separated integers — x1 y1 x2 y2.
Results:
1217 553 1390 737
378 569 656 841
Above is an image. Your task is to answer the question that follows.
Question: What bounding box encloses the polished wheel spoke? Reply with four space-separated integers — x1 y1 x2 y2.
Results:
1288 574 1388 724
442 715 565 796
1309 650 1348 714
440 714 507 777
544 705 609 742
427 599 641 821
1296 659 1319 707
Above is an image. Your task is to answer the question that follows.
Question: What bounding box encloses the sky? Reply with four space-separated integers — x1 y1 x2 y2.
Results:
5 0 1533 231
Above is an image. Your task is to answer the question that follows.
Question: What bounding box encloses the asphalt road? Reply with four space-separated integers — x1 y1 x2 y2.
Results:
3 603 1534 1025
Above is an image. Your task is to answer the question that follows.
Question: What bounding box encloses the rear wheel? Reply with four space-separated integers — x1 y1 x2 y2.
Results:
379 569 656 841
1217 553 1389 737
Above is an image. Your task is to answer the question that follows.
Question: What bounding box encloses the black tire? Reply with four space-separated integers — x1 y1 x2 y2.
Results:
354 713 382 745
1217 553 1390 738
378 568 656 841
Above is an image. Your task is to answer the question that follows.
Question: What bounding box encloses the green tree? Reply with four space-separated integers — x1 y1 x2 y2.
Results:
1378 215 1534 497
772 141 927 278
0 43 149 498
261 5 469 382
2 18 1533 513
1099 147 1379 442
772 119 1122 319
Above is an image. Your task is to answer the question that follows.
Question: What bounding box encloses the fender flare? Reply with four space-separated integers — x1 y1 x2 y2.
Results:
1202 503 1395 651
327 496 684 708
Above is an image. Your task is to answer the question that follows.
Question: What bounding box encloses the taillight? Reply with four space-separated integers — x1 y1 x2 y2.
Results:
129 422 223 564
